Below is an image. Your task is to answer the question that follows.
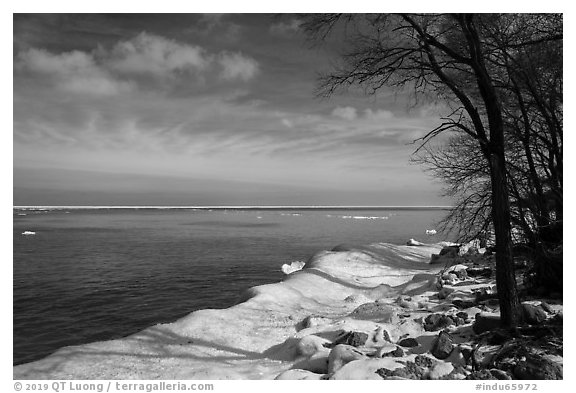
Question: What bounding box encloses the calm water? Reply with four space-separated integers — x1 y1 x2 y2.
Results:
13 207 449 365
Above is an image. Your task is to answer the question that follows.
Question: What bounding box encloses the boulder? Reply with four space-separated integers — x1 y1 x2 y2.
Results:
431 331 454 360
473 312 501 334
327 344 365 373
521 303 547 325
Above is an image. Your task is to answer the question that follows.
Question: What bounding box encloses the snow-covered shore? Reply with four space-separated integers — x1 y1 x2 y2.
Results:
13 241 562 380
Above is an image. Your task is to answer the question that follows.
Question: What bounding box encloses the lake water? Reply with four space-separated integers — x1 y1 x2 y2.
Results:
13 207 450 365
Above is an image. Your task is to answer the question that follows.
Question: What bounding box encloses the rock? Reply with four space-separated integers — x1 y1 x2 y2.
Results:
430 254 442 264
430 246 461 264
328 331 369 348
522 303 547 325
455 317 466 326
424 313 455 331
439 245 460 257
513 357 563 380
414 354 435 368
472 312 501 334
539 301 553 314
467 267 493 278
431 331 454 360
327 344 365 373
376 361 425 379
349 302 397 322
453 299 477 309
377 355 437 380
456 311 469 320
346 332 369 347
397 337 419 348
297 335 330 357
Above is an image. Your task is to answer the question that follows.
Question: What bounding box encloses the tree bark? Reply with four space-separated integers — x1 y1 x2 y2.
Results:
488 149 522 328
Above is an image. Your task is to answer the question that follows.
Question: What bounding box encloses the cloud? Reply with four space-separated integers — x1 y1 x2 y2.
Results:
106 33 210 76
15 32 260 97
218 52 259 81
364 108 394 120
331 106 358 120
16 48 133 95
270 19 302 36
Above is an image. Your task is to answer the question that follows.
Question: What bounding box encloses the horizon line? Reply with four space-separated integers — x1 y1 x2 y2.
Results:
14 205 453 209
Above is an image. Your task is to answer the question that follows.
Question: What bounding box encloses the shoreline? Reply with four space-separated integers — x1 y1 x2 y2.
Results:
13 241 562 380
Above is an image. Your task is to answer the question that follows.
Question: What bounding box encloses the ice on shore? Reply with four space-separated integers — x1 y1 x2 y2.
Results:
18 240 561 380
14 241 447 379
281 261 306 275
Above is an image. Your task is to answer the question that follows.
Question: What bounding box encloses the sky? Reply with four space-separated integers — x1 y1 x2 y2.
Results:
13 13 450 206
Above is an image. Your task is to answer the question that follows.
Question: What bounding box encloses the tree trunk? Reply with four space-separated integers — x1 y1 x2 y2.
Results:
488 149 523 328
458 14 523 329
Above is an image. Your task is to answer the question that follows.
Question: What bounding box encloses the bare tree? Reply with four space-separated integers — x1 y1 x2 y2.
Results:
303 13 562 328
